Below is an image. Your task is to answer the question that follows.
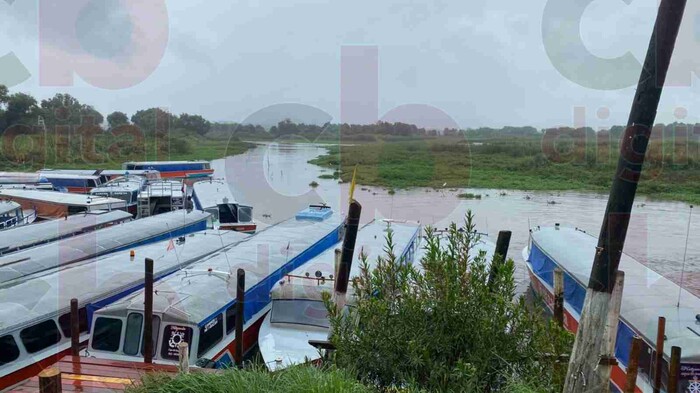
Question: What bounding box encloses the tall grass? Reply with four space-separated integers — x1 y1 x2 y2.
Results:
126 366 375 393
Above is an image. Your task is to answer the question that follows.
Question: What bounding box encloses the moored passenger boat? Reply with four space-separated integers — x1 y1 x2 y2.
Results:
192 179 256 233
123 161 213 181
0 210 132 255
0 189 127 219
258 219 423 370
85 205 342 369
524 225 700 393
0 210 210 286
90 175 147 216
37 172 103 193
0 201 35 231
0 227 250 390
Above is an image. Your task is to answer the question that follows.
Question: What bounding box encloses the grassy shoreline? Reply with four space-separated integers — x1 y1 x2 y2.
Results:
308 138 700 205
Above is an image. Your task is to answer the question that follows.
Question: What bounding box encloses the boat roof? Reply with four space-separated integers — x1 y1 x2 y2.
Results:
0 201 21 215
37 173 102 180
0 189 126 208
0 210 132 255
90 177 146 193
270 220 422 302
39 169 160 177
0 172 46 183
96 211 343 326
192 179 239 207
0 229 250 335
0 210 210 286
124 160 209 165
530 226 700 361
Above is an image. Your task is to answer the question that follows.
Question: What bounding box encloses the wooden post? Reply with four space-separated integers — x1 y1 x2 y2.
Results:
488 230 512 289
668 346 681 393
653 316 666 393
178 341 190 374
69 298 80 356
553 268 564 327
234 268 245 369
624 336 643 393
334 201 362 311
564 0 686 391
599 271 625 393
38 367 62 393
143 258 154 364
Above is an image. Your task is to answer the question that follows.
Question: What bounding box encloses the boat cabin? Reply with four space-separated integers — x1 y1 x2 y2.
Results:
90 176 147 216
138 180 186 218
0 201 35 231
86 207 343 368
192 179 256 233
37 172 103 193
123 161 213 180
0 189 127 220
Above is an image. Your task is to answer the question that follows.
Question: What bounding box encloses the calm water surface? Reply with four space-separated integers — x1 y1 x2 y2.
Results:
213 143 700 296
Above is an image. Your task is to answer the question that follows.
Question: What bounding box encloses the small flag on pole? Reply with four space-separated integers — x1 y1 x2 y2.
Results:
166 239 175 252
348 165 358 204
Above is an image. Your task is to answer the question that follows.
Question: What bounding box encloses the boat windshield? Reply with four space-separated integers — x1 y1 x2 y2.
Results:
270 299 329 329
218 204 238 224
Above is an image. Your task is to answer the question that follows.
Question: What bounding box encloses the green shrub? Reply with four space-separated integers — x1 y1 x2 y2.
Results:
328 212 572 392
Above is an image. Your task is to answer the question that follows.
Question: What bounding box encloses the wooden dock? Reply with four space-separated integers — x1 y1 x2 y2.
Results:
8 356 201 392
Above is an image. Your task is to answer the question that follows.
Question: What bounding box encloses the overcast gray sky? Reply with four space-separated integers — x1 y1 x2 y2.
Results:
2 0 700 129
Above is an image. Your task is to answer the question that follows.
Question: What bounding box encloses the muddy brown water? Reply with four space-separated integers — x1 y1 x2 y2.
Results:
213 143 700 297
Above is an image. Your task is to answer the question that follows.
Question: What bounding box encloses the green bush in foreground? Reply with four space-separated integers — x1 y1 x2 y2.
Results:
126 365 374 393
328 212 572 392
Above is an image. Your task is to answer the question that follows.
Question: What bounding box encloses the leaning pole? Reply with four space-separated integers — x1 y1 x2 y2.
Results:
563 0 687 391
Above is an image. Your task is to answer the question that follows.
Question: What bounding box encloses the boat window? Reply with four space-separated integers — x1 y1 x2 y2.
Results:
68 206 87 214
205 207 219 221
225 304 237 334
58 307 89 337
20 319 62 354
131 190 139 204
197 314 223 357
123 313 143 356
270 300 330 329
218 204 237 224
125 164 136 170
140 316 160 357
92 317 123 352
161 325 193 360
237 206 253 223
88 180 97 188
0 335 20 365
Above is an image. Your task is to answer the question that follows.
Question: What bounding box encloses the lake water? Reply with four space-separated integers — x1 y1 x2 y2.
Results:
213 143 700 297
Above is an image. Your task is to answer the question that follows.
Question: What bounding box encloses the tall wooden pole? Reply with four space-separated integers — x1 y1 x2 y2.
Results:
624 336 643 393
488 230 512 290
668 346 681 393
553 268 564 327
234 268 245 369
333 201 362 311
564 0 687 391
69 298 80 356
144 258 154 364
654 316 667 393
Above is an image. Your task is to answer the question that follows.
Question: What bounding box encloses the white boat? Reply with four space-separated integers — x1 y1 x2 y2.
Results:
0 210 132 255
524 225 700 392
40 169 160 183
192 179 256 233
0 189 127 219
0 226 250 390
85 205 343 368
0 210 211 287
0 172 50 186
90 175 147 216
37 172 103 194
258 219 427 370
0 201 36 231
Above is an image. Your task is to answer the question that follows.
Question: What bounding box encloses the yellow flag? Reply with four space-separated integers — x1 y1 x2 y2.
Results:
348 165 357 203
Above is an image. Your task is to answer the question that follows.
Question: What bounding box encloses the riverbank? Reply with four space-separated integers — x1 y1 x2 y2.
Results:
308 138 700 205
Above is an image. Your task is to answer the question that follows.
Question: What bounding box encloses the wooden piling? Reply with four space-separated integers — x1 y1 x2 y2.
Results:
234 268 245 369
623 336 643 393
144 258 154 364
69 298 80 356
668 346 681 393
38 367 61 393
563 0 686 390
334 201 362 310
553 268 564 327
178 341 190 374
653 316 666 393
488 230 512 289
